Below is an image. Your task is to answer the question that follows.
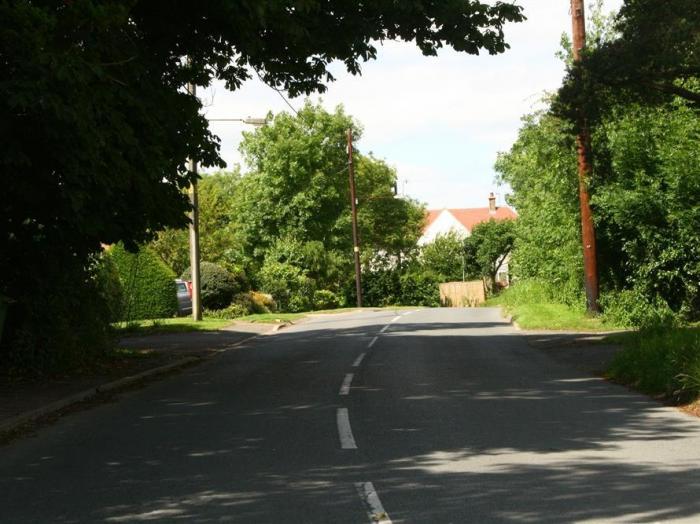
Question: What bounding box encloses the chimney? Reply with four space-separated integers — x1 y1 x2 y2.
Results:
488 192 497 214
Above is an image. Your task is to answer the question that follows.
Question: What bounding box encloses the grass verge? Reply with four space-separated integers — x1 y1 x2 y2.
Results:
487 286 612 331
113 317 234 336
607 326 700 403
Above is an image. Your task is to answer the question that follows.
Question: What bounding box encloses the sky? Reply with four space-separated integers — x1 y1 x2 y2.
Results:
202 0 623 210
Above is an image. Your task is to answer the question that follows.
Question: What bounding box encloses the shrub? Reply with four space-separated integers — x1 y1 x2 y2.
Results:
110 244 177 320
182 262 244 310
609 327 700 402
399 272 440 307
94 253 124 323
362 269 401 307
258 260 315 312
204 303 248 320
313 289 342 310
1 257 113 374
601 289 678 328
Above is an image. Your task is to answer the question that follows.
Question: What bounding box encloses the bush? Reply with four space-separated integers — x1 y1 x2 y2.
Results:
361 269 401 307
94 253 124 323
204 303 248 320
313 289 342 310
182 262 245 310
258 260 315 312
608 327 700 402
399 272 440 307
230 291 277 315
110 244 177 320
1 257 113 374
601 289 678 328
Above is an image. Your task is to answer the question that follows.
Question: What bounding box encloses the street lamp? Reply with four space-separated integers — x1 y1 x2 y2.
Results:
188 114 267 321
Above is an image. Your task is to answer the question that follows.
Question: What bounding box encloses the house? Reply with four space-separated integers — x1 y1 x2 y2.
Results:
419 193 517 284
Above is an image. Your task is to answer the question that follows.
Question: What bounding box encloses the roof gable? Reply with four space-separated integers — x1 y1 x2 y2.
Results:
423 206 516 234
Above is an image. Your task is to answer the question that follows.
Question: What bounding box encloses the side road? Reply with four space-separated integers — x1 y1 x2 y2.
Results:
0 321 276 438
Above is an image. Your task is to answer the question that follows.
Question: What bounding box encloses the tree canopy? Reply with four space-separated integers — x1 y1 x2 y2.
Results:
1 0 524 369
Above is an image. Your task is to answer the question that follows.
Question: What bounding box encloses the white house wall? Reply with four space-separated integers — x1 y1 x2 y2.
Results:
418 210 470 245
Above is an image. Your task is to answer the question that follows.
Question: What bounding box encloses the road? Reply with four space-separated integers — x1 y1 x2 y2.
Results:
3 308 700 523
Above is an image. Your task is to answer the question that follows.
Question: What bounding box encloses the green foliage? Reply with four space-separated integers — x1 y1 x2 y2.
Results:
609 327 700 402
258 260 315 313
399 272 441 307
467 219 516 291
110 244 178 321
600 290 678 329
420 232 473 282
150 170 247 275
592 102 700 321
556 0 699 128
495 112 585 305
3 1 523 373
182 262 247 310
0 258 113 374
313 290 343 310
488 280 607 331
361 269 439 307
204 304 249 320
231 291 277 315
94 253 124 323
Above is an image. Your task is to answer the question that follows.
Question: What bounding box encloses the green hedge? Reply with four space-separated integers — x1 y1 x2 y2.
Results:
109 243 177 320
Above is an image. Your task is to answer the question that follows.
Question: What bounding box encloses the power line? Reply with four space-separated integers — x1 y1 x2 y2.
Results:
254 68 299 116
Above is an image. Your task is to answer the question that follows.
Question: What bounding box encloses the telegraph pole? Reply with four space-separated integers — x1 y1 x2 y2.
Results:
571 0 600 314
187 78 202 321
346 128 363 308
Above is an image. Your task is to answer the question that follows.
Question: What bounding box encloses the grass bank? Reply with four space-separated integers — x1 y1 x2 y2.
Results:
607 327 700 403
487 282 612 331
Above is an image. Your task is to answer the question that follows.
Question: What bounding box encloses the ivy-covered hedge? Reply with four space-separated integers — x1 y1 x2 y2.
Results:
109 243 178 320
181 261 246 310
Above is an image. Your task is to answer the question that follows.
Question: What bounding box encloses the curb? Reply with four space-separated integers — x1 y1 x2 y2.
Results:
0 356 199 436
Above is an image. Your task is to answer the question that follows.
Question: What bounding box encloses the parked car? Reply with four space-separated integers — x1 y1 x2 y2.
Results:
175 279 192 316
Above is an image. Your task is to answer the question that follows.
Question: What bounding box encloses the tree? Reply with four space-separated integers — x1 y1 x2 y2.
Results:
1 0 523 367
467 219 516 292
555 0 700 128
420 232 474 283
234 102 426 291
150 170 246 275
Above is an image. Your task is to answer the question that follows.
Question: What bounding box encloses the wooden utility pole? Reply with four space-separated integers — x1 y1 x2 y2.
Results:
187 79 202 321
571 0 600 314
346 128 363 308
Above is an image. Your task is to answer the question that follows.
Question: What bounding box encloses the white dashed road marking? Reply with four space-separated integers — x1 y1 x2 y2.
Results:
336 408 357 449
355 482 393 523
390 315 401 323
379 325 389 334
339 373 354 396
353 353 366 367
368 336 378 348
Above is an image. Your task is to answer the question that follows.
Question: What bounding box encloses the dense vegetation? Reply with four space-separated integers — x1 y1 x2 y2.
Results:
1 1 524 372
495 1 699 399
496 2 699 327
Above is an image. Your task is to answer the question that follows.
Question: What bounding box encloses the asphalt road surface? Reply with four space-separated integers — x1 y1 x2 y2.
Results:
3 308 700 523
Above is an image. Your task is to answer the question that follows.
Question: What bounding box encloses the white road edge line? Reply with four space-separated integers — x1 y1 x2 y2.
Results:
390 315 401 323
337 408 358 449
339 373 354 396
368 336 378 348
353 352 366 367
355 482 392 524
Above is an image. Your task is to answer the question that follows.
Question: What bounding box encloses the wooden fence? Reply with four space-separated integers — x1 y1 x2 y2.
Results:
439 280 486 307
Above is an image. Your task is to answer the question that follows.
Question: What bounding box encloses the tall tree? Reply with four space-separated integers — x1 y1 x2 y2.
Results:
1 1 524 365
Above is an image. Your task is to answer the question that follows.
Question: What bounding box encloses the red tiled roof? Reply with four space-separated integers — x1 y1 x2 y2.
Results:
423 206 517 233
